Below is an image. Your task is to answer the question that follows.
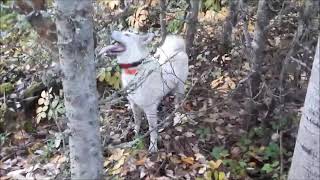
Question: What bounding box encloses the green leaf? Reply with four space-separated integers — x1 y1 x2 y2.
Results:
213 171 225 180
271 161 279 167
0 82 14 94
211 147 229 160
98 71 106 82
48 109 53 120
105 71 112 82
106 66 113 71
264 142 280 160
42 105 49 112
51 97 59 108
262 163 273 173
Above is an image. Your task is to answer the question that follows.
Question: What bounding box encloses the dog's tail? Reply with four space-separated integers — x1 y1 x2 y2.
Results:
155 35 187 63
162 35 186 54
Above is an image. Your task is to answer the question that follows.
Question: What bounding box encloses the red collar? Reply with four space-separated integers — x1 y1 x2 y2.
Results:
118 61 142 69
123 68 138 75
119 61 142 75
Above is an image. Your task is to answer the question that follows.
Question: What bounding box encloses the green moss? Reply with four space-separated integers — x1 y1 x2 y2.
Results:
0 82 14 95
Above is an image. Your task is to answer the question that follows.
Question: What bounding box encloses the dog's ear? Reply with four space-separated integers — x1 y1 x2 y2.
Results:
140 33 154 45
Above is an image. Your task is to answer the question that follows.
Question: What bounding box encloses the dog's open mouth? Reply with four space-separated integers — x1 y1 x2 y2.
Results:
98 41 126 56
109 41 126 53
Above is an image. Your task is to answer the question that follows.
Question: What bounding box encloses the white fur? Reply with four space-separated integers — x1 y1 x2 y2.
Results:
109 31 188 152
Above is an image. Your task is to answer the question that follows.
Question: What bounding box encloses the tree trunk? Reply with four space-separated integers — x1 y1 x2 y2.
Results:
250 0 273 96
13 0 57 54
222 0 239 50
185 0 200 53
159 0 167 44
55 0 103 179
279 0 319 105
288 37 320 180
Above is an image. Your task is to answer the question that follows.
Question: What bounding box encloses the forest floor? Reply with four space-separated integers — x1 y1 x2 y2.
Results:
0 2 314 180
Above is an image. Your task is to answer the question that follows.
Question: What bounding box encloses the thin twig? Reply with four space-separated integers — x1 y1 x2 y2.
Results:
290 56 312 71
279 131 284 178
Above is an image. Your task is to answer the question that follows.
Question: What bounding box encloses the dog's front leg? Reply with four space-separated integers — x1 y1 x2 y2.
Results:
130 102 143 135
174 83 185 110
145 105 159 152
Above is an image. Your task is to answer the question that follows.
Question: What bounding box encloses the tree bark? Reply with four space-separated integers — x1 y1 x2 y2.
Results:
185 0 200 53
279 0 319 105
222 0 239 50
250 0 273 96
55 0 103 179
13 0 57 54
159 0 167 44
288 37 320 180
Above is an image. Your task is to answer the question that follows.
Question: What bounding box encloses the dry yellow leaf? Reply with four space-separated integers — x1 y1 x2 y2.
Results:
109 148 125 161
248 20 255 32
107 0 119 10
135 157 146 166
225 77 236 89
110 167 122 175
208 159 223 170
104 160 111 167
140 10 149 16
51 155 67 165
181 156 194 165
217 83 229 93
170 156 182 164
211 76 224 89
112 156 126 172
139 14 148 21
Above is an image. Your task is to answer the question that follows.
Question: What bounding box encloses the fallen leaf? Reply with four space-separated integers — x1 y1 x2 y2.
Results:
204 170 212 180
113 156 126 170
183 132 195 137
181 156 194 165
110 167 122 175
109 148 125 161
198 166 207 174
135 157 146 166
208 160 223 170
104 160 111 167
210 76 224 89
38 98 45 105
214 171 226 180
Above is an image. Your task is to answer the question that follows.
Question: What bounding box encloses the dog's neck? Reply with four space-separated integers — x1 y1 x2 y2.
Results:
119 60 143 75
117 48 150 75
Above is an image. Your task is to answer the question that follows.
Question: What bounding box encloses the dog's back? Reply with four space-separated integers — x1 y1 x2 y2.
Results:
155 35 187 65
154 35 189 91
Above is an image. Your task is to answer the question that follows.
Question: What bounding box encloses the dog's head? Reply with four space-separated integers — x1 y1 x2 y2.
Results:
99 31 154 63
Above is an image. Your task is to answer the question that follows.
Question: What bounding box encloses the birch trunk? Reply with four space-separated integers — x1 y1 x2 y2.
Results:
55 0 103 179
288 37 320 180
185 0 200 53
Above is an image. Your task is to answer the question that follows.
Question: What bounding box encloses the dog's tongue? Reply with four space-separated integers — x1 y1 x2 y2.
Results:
98 44 125 56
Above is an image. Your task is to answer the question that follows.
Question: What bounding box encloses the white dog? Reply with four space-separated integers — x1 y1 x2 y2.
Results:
99 31 189 152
